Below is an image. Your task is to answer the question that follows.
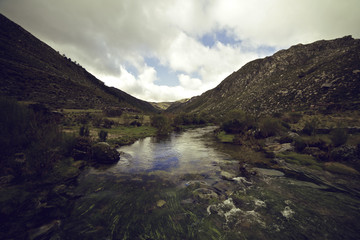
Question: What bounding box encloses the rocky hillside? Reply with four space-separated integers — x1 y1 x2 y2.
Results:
167 36 360 116
0 14 157 112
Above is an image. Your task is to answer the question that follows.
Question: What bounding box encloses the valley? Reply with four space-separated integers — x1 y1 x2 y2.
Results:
0 13 360 240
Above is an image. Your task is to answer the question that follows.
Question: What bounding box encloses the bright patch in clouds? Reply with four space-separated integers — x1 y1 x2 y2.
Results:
1 0 359 102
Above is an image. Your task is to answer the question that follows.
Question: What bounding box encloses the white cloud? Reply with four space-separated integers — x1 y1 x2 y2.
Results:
1 0 359 102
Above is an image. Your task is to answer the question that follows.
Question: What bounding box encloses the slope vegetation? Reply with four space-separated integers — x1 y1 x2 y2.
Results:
168 36 360 116
0 14 156 112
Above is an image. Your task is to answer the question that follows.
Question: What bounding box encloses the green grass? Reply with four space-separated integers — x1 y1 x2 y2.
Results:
62 109 102 113
104 125 157 146
324 162 360 175
277 152 322 169
216 131 235 143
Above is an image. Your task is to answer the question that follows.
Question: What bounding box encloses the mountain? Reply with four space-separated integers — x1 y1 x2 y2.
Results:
150 99 190 111
167 36 360 116
0 14 157 112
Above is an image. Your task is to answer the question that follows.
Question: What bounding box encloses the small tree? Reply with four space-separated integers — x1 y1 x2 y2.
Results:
302 117 320 136
79 125 90 137
98 130 108 142
258 117 282 138
151 114 172 135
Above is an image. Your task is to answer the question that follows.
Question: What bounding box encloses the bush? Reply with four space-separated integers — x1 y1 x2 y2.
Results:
294 137 307 152
103 107 123 117
0 98 78 179
151 114 172 135
173 113 207 126
302 117 320 136
79 125 90 137
0 97 32 159
258 117 283 138
283 112 302 124
98 130 108 142
130 120 142 127
330 128 348 147
92 114 103 127
221 110 255 134
103 119 114 128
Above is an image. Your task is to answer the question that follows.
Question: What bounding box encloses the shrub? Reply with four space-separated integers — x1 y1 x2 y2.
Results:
79 125 90 137
221 110 255 134
103 119 114 128
330 128 348 147
294 137 307 152
151 114 172 135
0 97 32 159
283 112 302 124
0 98 78 179
302 117 320 136
92 114 103 127
258 117 282 138
130 120 142 127
76 113 91 125
98 130 108 142
103 107 123 117
173 113 207 126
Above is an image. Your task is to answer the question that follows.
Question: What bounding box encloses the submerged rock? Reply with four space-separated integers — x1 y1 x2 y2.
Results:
193 188 218 200
220 171 236 181
281 206 295 219
156 199 166 208
92 142 120 164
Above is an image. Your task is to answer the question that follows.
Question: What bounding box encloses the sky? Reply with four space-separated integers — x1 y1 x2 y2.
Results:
1 0 359 102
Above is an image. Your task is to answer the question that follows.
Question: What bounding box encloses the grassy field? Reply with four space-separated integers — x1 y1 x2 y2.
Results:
61 109 157 146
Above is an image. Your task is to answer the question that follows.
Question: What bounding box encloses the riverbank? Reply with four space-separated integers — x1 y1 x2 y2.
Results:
212 110 360 199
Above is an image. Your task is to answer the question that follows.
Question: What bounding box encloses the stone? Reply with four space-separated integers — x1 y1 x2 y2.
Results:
92 142 120 164
330 145 358 162
156 200 166 208
220 171 236 180
303 147 327 160
193 188 218 200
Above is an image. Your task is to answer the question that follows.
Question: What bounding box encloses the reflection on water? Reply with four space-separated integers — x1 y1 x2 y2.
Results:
59 127 360 240
98 127 232 178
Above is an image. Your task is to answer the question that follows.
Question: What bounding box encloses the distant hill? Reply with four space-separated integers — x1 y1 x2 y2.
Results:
151 99 189 111
0 14 157 112
167 36 360 116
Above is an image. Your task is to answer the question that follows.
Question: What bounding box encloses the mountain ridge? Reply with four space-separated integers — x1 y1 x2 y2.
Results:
0 13 157 112
167 36 360 116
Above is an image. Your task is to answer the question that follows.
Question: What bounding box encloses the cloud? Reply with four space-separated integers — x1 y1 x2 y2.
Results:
1 0 359 102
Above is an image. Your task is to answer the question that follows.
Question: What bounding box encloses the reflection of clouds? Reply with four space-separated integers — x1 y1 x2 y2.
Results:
116 127 223 175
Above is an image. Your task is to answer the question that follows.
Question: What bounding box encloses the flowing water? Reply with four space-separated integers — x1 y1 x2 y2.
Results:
57 127 360 239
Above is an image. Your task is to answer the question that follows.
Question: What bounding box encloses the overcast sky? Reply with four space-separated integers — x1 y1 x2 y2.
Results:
1 0 359 102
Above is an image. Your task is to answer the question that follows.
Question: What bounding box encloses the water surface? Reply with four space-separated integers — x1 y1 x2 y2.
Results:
58 127 360 239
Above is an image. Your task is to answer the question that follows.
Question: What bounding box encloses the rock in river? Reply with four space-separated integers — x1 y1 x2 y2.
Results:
92 142 120 164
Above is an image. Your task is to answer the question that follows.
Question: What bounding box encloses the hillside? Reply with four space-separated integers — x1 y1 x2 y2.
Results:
167 36 360 116
0 14 157 112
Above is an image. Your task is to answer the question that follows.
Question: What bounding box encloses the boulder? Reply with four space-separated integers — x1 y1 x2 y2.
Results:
330 145 358 162
303 147 328 161
72 137 92 160
92 142 120 164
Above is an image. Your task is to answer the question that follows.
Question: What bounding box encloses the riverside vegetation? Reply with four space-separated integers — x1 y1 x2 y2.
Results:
0 97 215 239
0 98 161 239
1 13 360 239
1 97 360 238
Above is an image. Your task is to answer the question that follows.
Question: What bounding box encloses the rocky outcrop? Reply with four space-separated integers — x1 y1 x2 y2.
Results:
92 142 120 164
167 36 360 116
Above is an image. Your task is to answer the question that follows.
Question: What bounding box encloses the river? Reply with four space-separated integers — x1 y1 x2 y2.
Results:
57 127 360 239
